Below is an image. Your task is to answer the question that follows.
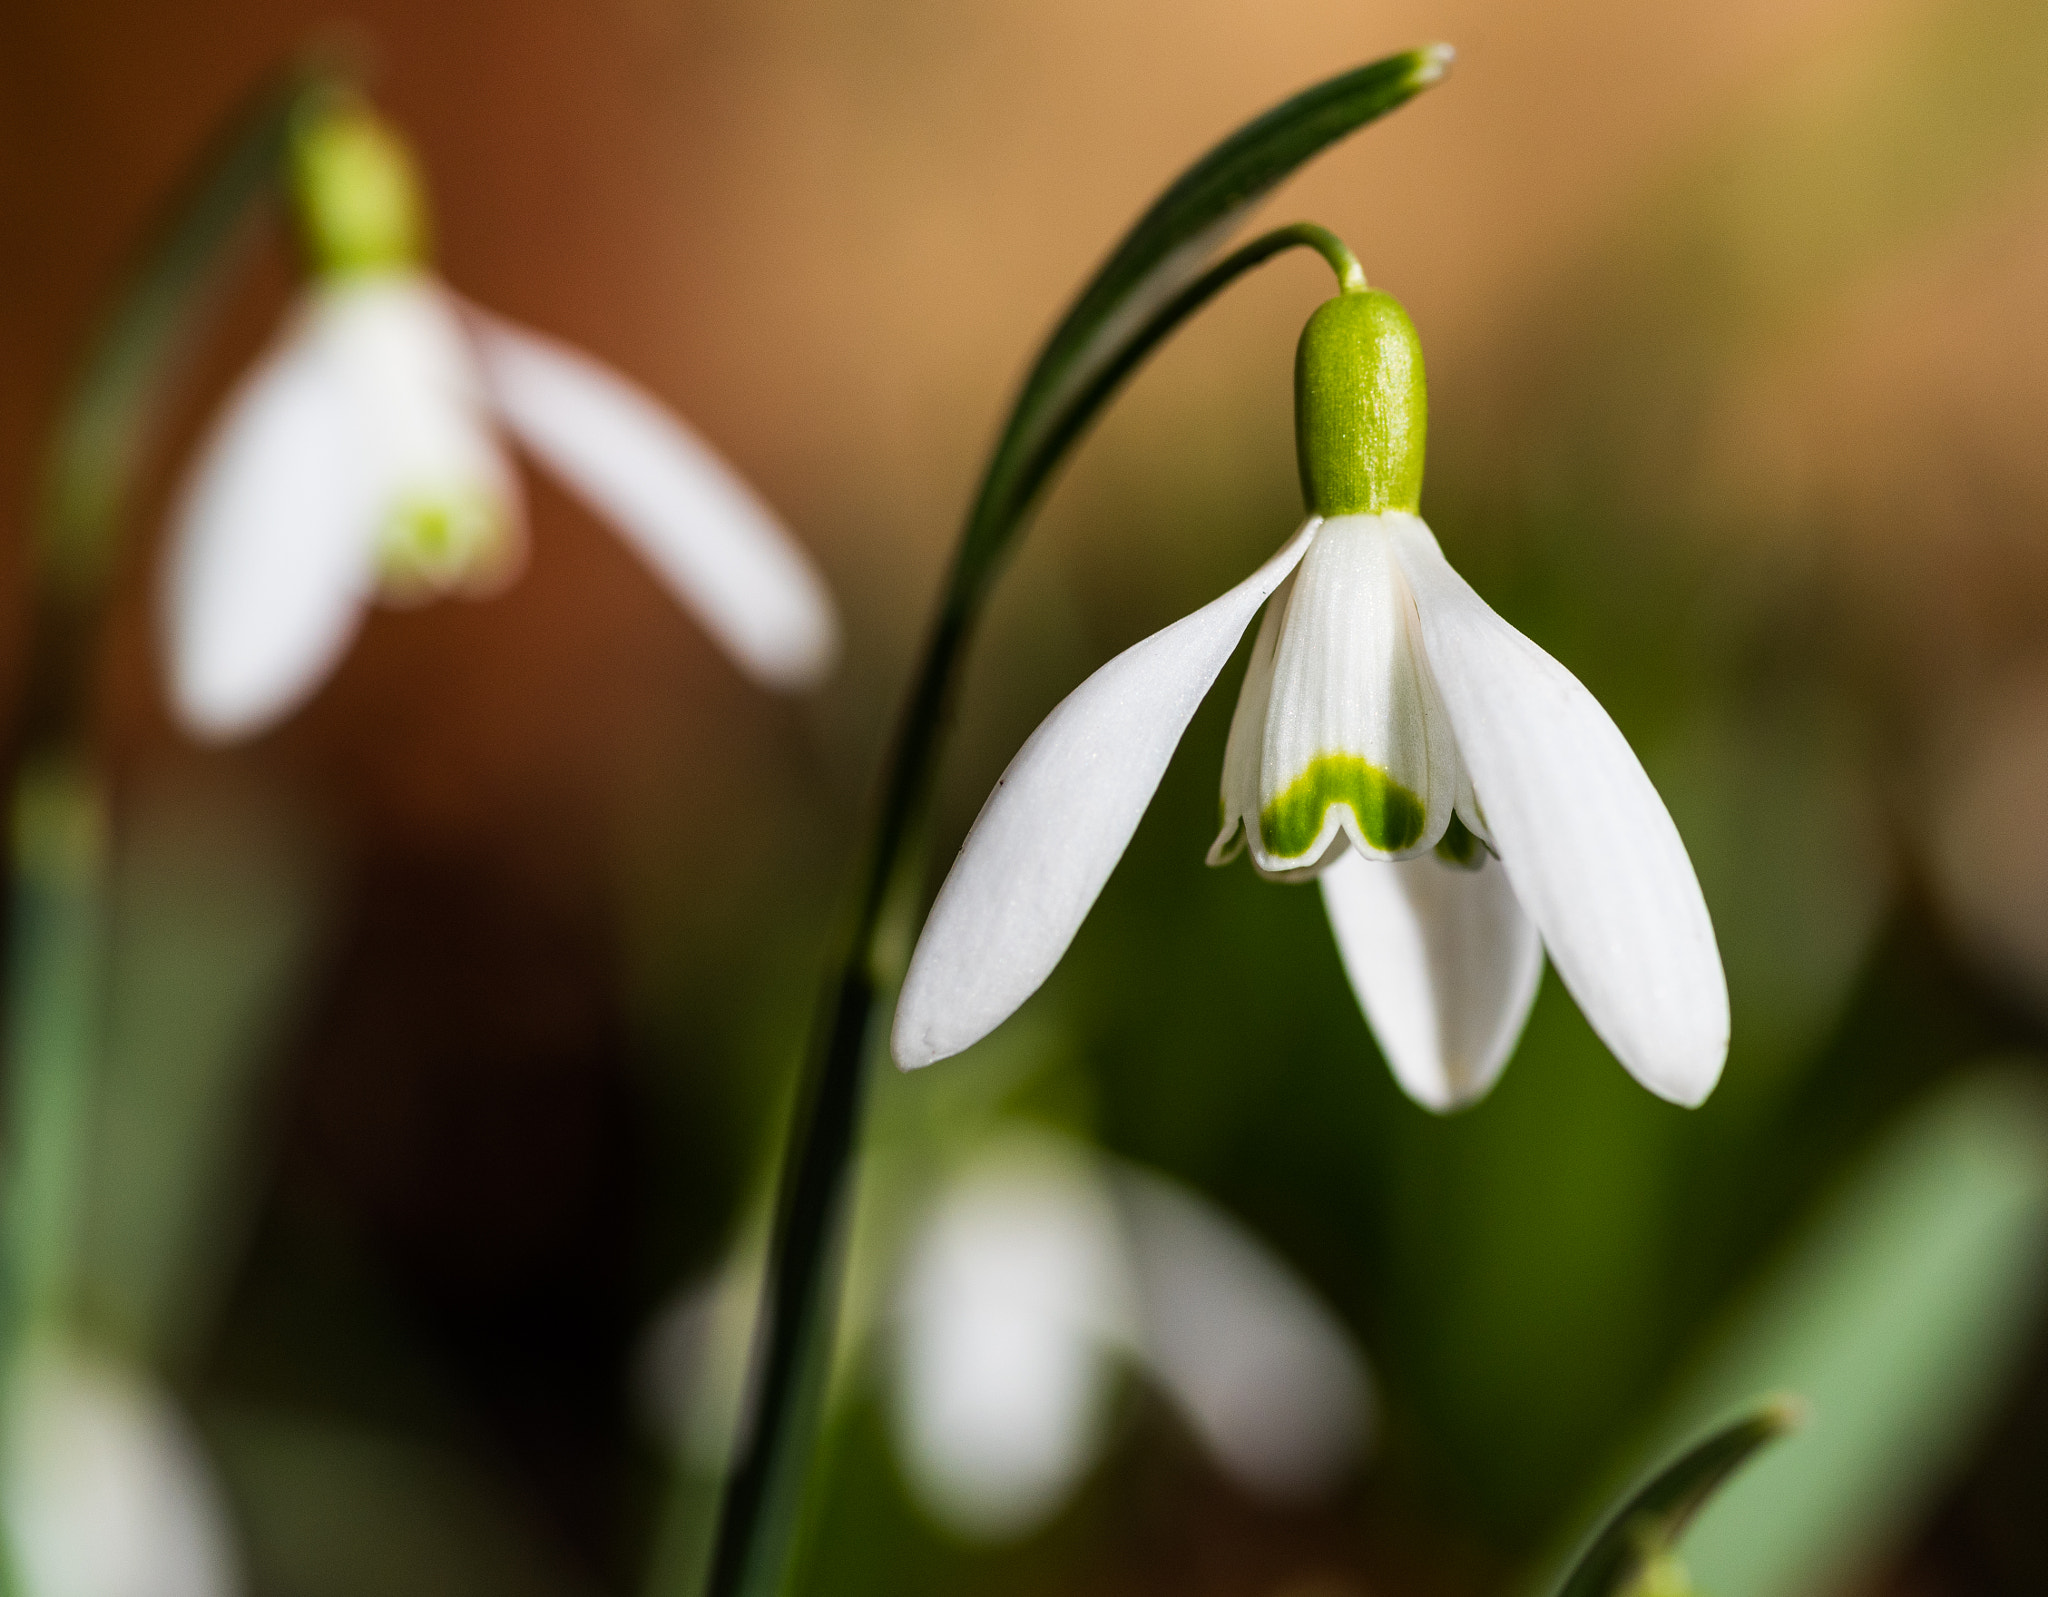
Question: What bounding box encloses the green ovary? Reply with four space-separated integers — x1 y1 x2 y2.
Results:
1260 753 1426 859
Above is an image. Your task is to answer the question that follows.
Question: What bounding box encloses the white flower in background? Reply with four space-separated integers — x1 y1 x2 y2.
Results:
3 1344 240 1597
641 1130 1370 1542
894 288 1727 1110
162 100 837 741
892 1136 1370 1537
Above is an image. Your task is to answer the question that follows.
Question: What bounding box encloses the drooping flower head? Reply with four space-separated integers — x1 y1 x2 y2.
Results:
164 95 837 740
894 262 1728 1111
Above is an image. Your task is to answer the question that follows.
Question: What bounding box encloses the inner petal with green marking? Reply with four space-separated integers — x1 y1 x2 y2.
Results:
1239 514 1459 873
1260 751 1427 860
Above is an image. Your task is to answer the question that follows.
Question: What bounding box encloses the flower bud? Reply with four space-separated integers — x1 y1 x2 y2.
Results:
1294 289 1426 517
290 101 429 277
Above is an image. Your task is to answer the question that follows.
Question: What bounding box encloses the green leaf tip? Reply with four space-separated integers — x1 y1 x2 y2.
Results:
1412 42 1457 83
1551 1398 1803 1597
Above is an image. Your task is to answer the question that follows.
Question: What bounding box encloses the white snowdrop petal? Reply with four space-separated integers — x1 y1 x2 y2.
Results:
1318 848 1544 1111
1391 517 1729 1105
4 1346 240 1597
1116 1165 1371 1499
893 1139 1131 1540
162 314 377 741
1207 571 1291 867
472 311 839 690
1251 514 1457 873
892 521 1319 1069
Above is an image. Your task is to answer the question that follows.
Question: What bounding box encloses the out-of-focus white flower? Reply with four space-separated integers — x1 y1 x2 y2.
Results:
162 101 837 742
893 1133 1370 1539
891 1136 1137 1537
893 289 1726 1111
3 1344 240 1597
640 1129 1371 1543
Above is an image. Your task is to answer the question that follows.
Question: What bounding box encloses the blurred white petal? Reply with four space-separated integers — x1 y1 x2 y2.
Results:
893 1137 1133 1540
471 312 838 690
4 1346 240 1597
1116 1166 1371 1499
1318 848 1544 1111
310 277 522 599
160 314 376 741
893 521 1318 1069
1391 516 1728 1105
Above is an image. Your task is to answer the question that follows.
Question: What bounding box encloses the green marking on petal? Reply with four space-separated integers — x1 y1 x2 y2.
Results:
1435 812 1484 869
1260 752 1425 859
377 488 506 595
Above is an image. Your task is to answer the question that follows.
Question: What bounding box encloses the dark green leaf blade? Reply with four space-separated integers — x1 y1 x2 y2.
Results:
959 43 1452 578
1552 1399 1801 1597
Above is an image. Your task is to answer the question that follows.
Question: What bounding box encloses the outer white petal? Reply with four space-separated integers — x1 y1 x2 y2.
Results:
470 311 839 690
1390 517 1729 1105
4 1345 241 1597
1115 1165 1371 1499
1252 514 1459 872
1318 848 1544 1111
161 313 377 741
893 522 1319 1069
892 1138 1132 1540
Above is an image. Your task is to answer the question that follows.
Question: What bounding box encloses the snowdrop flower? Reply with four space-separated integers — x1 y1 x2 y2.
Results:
640 1130 1369 1542
3 1343 240 1597
894 284 1727 1109
890 1135 1369 1538
163 100 836 740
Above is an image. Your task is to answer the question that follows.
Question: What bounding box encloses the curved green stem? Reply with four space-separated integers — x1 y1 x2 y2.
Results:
694 45 1450 1597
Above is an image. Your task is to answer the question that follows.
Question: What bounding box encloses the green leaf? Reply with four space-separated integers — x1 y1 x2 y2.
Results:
955 43 1452 587
1653 1067 2048 1597
1549 1400 1800 1597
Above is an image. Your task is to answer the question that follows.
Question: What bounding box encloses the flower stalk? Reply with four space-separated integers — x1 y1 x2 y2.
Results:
693 46 1452 1597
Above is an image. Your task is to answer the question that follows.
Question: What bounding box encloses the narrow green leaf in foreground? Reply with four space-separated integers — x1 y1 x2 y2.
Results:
1549 1400 1800 1597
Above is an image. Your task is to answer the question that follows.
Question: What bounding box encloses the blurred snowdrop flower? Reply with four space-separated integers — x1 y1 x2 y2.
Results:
3 1344 240 1597
891 1135 1136 1536
642 1130 1370 1542
894 287 1726 1110
897 1134 1370 1537
163 100 837 740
